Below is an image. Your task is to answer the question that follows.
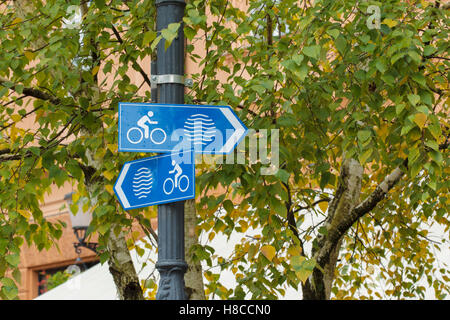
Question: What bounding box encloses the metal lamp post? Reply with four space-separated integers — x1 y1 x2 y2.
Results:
154 0 188 300
64 192 98 255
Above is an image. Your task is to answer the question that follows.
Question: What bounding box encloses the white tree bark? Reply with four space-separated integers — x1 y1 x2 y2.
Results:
184 199 206 299
303 157 406 299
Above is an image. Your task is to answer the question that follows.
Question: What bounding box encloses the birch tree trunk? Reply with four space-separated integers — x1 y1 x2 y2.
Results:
107 226 145 300
184 199 206 299
302 156 406 299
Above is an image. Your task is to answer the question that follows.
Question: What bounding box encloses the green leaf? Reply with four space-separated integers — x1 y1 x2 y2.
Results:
271 198 287 218
151 35 162 51
429 150 443 165
142 31 157 46
184 26 196 40
94 0 106 9
407 94 420 106
12 269 21 284
326 29 340 39
291 256 317 284
1 283 18 300
359 148 373 164
423 45 437 56
396 103 405 115
400 124 414 136
408 50 422 64
99 251 110 264
427 124 441 140
303 45 320 59
275 169 290 183
408 146 420 164
425 140 439 151
357 130 372 143
375 59 388 74
5 254 20 267
1 277 15 288
320 171 334 190
161 23 181 51
298 64 309 81
292 54 304 66
334 35 347 55
411 74 427 87
391 52 406 64
223 199 234 214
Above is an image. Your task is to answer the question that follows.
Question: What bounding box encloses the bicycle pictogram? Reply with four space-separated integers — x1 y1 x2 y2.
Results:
163 160 189 195
126 111 167 145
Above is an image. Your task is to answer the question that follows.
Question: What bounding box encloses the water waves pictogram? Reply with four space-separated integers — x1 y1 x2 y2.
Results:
183 114 217 146
132 167 153 199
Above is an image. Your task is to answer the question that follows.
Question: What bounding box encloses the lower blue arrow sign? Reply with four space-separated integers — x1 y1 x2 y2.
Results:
114 150 195 210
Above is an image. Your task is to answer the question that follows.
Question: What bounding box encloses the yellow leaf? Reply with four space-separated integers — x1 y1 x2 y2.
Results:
375 124 389 142
11 17 22 26
295 269 312 284
398 76 408 86
399 141 408 158
72 192 80 204
413 113 427 130
24 51 36 61
35 157 42 169
132 231 141 240
318 201 328 213
383 18 398 28
11 114 21 122
103 170 115 181
82 201 90 213
18 209 30 219
105 184 114 195
261 245 276 262
421 0 430 8
107 143 117 153
10 124 18 143
92 65 100 76
367 265 374 274
287 245 302 257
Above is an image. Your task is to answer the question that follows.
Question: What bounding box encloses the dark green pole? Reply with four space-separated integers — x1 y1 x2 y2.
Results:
154 0 188 300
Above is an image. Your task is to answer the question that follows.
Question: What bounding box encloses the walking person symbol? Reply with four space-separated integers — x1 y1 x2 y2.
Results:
163 160 189 195
126 111 167 145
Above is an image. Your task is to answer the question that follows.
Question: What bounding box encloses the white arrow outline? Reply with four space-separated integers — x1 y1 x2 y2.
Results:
118 103 248 154
218 107 247 154
114 152 195 210
114 163 131 209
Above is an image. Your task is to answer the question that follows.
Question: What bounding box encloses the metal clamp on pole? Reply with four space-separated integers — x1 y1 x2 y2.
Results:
150 74 193 89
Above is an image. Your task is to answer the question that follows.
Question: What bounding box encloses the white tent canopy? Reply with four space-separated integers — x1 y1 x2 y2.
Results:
34 231 304 300
35 261 118 300
35 238 157 300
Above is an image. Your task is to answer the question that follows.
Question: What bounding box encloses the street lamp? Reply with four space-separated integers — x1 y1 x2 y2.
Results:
64 192 98 255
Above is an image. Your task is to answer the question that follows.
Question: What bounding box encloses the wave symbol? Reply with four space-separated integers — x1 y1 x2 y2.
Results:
133 167 153 199
183 114 217 146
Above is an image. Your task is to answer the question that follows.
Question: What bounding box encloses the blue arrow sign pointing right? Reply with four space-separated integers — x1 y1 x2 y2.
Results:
118 103 248 154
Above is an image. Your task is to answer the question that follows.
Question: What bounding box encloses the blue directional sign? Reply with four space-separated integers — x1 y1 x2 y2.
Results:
118 102 248 154
114 150 195 210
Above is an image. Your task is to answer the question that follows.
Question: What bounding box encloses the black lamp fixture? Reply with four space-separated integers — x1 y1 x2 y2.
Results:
64 192 98 255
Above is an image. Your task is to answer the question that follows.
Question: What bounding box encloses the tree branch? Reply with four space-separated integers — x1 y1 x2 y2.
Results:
292 198 331 214
0 77 61 105
110 25 152 88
